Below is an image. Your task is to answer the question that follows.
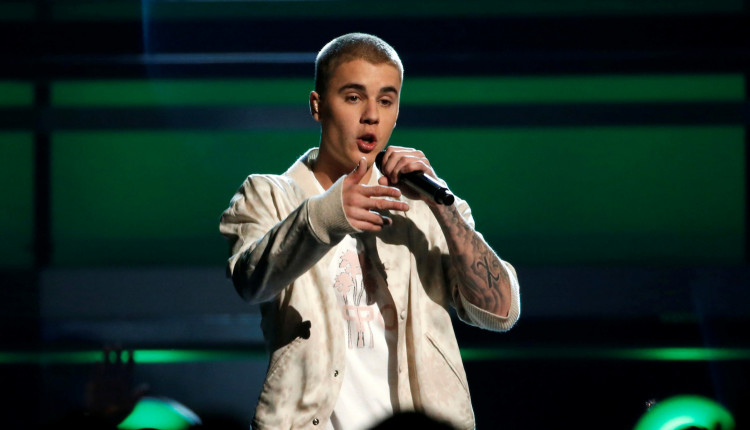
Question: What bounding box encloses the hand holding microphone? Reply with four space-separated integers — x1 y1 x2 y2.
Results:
375 149 454 206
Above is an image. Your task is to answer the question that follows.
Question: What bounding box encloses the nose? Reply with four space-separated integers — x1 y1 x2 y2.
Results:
361 99 379 125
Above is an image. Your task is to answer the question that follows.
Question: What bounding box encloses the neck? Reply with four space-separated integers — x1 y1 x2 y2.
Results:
311 147 372 190
313 169 336 190
312 164 372 190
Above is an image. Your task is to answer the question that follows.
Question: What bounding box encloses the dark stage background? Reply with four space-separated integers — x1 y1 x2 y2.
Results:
1 1 749 429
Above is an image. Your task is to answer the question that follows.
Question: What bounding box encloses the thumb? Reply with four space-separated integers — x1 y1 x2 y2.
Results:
347 157 368 183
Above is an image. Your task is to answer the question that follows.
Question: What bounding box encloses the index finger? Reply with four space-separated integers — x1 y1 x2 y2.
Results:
359 184 403 199
345 157 369 185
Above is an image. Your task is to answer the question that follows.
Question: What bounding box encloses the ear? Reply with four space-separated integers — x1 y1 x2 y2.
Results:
310 91 321 122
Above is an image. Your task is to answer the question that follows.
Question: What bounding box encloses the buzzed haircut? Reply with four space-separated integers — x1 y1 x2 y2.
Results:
314 32 403 96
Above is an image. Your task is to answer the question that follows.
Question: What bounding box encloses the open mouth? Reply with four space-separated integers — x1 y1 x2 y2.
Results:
357 133 378 152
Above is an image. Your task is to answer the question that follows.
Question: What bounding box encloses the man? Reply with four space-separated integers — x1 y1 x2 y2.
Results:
220 33 520 430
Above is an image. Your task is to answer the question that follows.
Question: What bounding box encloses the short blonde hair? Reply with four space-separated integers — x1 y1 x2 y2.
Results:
314 33 403 95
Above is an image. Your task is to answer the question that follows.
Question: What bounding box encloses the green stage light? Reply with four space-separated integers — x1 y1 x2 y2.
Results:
117 396 201 430
633 395 735 430
51 75 743 107
2 347 749 365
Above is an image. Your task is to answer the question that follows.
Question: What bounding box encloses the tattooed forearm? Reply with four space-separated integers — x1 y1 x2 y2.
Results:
434 204 512 317
477 256 501 289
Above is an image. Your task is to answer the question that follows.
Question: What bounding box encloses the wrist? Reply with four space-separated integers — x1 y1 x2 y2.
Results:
308 176 360 243
430 199 459 223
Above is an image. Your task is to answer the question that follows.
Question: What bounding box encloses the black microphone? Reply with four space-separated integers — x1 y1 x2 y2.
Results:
375 150 455 206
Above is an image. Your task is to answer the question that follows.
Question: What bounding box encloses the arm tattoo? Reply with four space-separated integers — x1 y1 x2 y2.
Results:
438 205 512 316
477 257 500 287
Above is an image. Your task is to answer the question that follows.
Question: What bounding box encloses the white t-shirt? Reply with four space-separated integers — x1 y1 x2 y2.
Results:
327 235 399 430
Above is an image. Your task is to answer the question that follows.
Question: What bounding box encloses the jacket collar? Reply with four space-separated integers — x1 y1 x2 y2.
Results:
285 147 382 198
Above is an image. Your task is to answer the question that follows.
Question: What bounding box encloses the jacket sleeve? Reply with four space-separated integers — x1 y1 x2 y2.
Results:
219 174 359 304
446 197 521 332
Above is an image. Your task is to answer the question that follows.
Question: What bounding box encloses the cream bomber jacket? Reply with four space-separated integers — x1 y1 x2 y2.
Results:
219 149 521 430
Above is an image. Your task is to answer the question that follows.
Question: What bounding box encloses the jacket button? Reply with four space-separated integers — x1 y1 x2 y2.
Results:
334 370 339 377
400 310 407 320
313 418 319 425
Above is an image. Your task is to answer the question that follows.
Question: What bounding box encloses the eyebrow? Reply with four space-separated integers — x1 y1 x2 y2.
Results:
337 83 399 96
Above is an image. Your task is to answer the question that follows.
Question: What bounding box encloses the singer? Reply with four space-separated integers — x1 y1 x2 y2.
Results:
219 33 520 430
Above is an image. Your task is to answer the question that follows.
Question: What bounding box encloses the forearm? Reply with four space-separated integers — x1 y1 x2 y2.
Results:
229 201 333 303
221 174 356 304
431 203 513 317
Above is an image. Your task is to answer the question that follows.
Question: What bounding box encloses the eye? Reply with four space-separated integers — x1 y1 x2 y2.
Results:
346 94 360 103
379 99 393 107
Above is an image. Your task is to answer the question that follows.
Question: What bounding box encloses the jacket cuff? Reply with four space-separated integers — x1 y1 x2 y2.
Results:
306 175 361 244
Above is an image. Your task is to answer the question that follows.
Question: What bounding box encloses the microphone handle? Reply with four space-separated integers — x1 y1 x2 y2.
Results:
401 171 455 206
375 150 454 206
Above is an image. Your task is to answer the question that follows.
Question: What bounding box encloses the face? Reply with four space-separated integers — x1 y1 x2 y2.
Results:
311 59 401 184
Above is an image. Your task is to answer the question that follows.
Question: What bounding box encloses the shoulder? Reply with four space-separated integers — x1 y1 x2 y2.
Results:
234 173 303 202
223 173 305 223
244 173 296 191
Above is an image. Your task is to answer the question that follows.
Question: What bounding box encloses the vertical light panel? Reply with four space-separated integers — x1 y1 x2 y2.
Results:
0 82 34 107
0 133 35 268
401 126 745 264
51 131 316 266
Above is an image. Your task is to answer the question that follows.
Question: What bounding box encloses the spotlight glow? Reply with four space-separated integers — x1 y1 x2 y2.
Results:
633 395 735 430
117 396 201 430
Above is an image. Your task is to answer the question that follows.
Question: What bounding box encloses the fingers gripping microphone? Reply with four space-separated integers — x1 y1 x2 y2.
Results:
375 150 455 206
